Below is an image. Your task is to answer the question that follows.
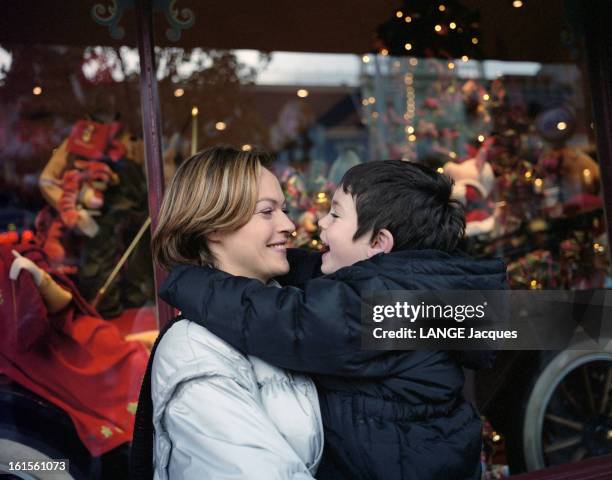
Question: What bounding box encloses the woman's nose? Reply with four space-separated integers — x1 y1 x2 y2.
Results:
279 211 296 233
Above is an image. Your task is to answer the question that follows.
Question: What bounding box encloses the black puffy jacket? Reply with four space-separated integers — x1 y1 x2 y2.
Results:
159 249 507 480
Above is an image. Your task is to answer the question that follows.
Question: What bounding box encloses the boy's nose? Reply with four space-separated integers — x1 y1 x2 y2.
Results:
318 214 329 230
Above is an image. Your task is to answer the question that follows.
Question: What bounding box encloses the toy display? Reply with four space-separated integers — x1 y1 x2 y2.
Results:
0 244 152 456
37 120 154 318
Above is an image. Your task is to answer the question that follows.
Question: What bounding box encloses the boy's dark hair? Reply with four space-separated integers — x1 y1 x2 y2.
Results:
339 160 465 252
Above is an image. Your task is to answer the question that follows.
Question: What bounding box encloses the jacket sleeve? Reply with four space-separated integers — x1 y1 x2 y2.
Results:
160 265 389 377
275 249 323 288
163 376 314 480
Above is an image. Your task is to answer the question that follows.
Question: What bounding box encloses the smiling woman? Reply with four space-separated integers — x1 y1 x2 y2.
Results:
151 146 263 271
152 146 295 282
207 168 296 283
133 145 322 480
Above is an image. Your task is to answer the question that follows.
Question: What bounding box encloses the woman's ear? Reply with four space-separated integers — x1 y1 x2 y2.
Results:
207 230 222 243
367 229 394 257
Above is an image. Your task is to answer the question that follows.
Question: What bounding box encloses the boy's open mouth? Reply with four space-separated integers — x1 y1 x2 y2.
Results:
320 241 330 253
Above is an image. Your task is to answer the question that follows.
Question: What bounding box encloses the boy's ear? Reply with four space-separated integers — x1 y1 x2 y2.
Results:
367 228 394 257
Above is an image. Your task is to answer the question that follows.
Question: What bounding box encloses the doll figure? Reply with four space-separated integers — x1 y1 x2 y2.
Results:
443 140 496 236
2 245 151 458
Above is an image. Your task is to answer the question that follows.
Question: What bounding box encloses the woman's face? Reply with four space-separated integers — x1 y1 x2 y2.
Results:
210 168 295 283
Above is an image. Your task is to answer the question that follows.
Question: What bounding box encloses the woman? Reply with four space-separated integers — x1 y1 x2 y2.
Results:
131 146 323 479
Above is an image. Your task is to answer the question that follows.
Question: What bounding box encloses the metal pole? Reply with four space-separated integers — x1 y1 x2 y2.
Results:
92 217 152 309
135 0 174 328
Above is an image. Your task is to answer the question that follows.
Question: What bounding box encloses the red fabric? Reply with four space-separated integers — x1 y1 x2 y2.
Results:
0 247 48 354
466 209 492 223
464 185 483 203
0 231 19 245
563 193 603 215
66 120 124 161
512 454 612 480
107 139 127 162
112 307 157 338
0 245 149 456
463 186 494 224
35 206 80 269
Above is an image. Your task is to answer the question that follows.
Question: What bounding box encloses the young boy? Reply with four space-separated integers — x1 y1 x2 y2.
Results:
160 160 507 479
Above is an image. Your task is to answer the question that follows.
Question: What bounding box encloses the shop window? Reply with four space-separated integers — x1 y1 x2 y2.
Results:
0 42 155 477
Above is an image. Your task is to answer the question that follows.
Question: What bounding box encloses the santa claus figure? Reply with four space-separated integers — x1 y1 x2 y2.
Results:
443 139 496 237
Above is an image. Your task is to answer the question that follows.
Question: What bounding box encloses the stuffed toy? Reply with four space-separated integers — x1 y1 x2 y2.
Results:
32 119 154 318
58 160 117 230
536 105 603 215
37 159 118 267
37 121 123 267
538 146 602 215
443 139 496 236
66 120 126 162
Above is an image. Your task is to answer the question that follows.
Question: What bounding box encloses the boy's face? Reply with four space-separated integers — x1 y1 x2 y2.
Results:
318 188 374 274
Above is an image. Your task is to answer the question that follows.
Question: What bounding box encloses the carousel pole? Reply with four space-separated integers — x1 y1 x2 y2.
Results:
134 0 174 329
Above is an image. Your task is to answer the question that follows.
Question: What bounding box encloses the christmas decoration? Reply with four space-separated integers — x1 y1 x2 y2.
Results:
279 167 332 250
360 55 492 164
481 417 510 479
444 139 496 236
375 0 483 59
507 249 559 290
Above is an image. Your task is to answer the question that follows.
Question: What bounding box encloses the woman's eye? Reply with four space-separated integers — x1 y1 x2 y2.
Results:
281 208 289 214
259 209 273 216
330 212 340 219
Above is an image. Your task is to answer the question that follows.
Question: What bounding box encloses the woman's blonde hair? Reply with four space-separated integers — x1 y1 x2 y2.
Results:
152 146 266 271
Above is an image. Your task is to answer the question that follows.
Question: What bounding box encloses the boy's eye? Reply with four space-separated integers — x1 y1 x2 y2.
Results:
281 208 289 214
330 212 340 219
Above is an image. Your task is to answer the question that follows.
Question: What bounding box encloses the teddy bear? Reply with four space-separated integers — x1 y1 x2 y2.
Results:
535 105 602 216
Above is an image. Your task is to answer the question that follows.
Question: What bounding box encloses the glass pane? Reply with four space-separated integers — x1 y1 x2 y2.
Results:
2 1 606 479
0 41 155 478
360 55 608 289
160 2 609 477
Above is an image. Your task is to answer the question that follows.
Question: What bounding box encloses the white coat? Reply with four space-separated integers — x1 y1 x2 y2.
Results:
151 318 323 479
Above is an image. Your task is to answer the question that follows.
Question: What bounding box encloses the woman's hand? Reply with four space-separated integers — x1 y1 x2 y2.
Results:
9 250 44 286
